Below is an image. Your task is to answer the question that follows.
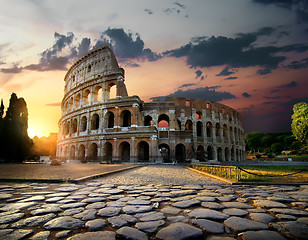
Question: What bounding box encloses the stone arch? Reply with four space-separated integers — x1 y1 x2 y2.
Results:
225 147 230 161
217 147 223 162
175 144 186 162
197 121 203 137
108 83 117 99
206 122 212 137
121 110 131 127
94 86 102 102
103 142 113 162
70 145 75 159
196 111 202 119
230 127 233 143
91 113 100 130
231 147 235 161
207 146 214 160
159 143 170 162
104 111 114 128
234 127 238 144
78 145 85 161
69 97 73 110
81 116 87 132
119 141 130 161
137 141 149 161
65 121 70 135
75 94 81 108
84 89 91 104
158 114 169 128
215 123 221 137
197 145 205 162
223 124 228 141
72 118 78 133
64 146 68 158
185 120 192 131
177 119 181 130
236 149 239 161
144 115 153 126
88 143 98 161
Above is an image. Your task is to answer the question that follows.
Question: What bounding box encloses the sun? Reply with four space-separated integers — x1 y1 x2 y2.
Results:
28 128 41 138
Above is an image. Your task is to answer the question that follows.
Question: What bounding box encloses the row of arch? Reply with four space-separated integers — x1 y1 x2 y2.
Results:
63 84 117 113
59 141 244 162
61 111 243 145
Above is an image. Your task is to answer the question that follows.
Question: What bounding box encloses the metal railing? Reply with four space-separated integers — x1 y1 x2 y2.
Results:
191 163 241 181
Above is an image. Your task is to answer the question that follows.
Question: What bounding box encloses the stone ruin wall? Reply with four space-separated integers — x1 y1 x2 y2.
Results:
56 46 245 163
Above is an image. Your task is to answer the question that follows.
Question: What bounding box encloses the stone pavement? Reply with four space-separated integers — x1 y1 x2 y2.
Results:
0 165 307 240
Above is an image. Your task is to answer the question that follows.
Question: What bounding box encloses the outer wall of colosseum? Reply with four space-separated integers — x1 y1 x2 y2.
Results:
56 46 245 163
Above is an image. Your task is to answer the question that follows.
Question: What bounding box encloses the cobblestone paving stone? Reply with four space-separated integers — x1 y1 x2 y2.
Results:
0 165 307 239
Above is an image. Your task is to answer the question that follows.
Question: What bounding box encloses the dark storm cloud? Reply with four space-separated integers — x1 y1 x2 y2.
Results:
280 97 308 108
279 81 298 88
257 68 272 75
144 9 153 14
287 58 308 69
152 86 236 102
216 66 234 76
0 65 23 74
178 83 196 89
164 27 308 74
225 76 238 80
93 28 161 62
253 0 308 23
264 96 281 100
195 70 202 78
242 92 251 98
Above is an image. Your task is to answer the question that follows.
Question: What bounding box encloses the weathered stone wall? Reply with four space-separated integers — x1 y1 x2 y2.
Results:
57 46 245 163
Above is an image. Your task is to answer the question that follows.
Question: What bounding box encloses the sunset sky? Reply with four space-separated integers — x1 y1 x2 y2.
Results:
0 0 307 137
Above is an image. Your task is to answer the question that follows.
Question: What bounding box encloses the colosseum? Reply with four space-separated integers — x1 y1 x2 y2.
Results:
56 45 245 163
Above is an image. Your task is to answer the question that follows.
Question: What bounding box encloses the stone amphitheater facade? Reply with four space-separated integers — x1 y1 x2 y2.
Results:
56 46 245 163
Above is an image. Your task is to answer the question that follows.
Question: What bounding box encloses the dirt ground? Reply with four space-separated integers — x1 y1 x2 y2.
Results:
0 163 138 181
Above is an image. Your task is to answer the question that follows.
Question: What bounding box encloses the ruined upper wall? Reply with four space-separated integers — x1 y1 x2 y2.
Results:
63 45 124 94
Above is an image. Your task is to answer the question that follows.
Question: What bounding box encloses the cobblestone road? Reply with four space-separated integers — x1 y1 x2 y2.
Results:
0 165 307 240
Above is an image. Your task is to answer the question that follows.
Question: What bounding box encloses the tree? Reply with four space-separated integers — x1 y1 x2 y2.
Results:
271 142 284 154
261 135 275 148
291 102 308 153
0 93 33 162
244 131 263 153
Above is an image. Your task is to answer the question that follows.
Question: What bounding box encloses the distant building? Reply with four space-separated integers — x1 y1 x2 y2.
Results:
56 46 245 163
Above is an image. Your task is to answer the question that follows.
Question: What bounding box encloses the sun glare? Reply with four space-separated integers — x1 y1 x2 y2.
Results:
28 128 41 138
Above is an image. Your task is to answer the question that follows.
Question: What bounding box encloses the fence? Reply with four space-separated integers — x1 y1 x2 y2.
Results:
191 163 241 181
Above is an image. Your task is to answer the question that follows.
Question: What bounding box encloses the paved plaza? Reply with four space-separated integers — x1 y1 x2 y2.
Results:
0 165 307 239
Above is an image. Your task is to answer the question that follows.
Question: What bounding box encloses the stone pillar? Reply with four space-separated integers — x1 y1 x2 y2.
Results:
169 109 176 131
114 106 120 128
132 104 138 127
150 135 158 163
112 138 119 161
131 137 136 163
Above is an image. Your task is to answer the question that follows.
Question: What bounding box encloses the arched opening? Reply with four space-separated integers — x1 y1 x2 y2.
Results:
197 145 205 162
234 127 238 144
72 118 78 133
81 116 87 132
223 124 228 141
105 111 114 128
65 121 70 135
119 141 130 161
144 115 153 126
230 127 233 143
175 144 186 162
159 144 170 162
217 147 223 162
197 121 203 137
91 114 99 130
103 142 112 162
185 120 192 131
69 97 73 110
196 111 202 119
84 90 91 104
215 123 221 137
225 147 230 161
78 145 85 162
207 146 214 160
108 83 117 99
121 110 131 127
138 141 149 161
158 114 169 128
64 146 68 158
94 86 102 102
206 122 212 137
75 94 81 108
231 148 235 161
70 145 75 160
236 149 239 161
89 143 98 161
